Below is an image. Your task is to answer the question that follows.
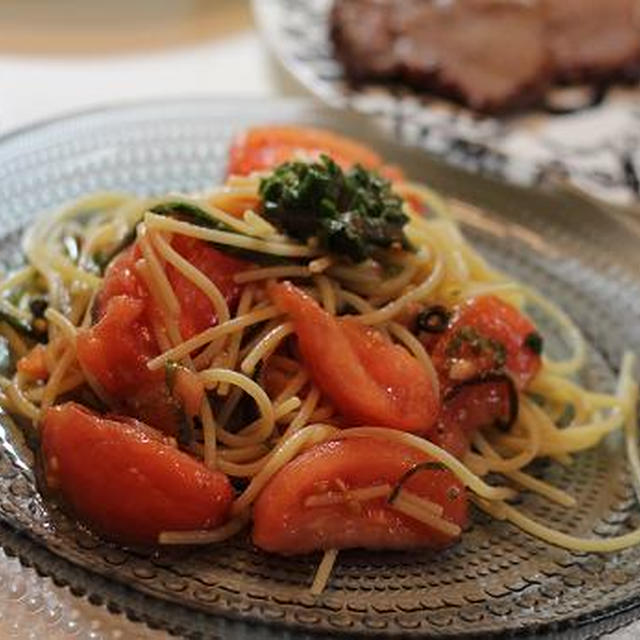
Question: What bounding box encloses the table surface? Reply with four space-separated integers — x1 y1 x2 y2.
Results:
0 0 304 134
0 1 636 637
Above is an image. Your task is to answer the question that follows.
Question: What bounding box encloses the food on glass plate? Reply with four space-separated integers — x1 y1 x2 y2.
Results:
0 125 638 595
331 0 640 114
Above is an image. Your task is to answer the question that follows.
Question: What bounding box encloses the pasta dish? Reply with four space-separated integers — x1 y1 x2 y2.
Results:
0 126 637 595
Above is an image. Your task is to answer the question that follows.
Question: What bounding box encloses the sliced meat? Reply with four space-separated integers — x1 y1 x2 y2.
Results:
541 0 640 83
394 0 550 113
331 0 640 114
330 0 398 81
331 0 550 114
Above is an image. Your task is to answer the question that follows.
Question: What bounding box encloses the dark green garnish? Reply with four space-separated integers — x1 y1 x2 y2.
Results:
415 305 451 334
259 155 411 262
447 486 461 501
388 462 446 504
446 326 507 368
151 201 225 230
150 201 291 266
524 331 544 355
527 392 546 407
557 403 576 428
0 303 47 343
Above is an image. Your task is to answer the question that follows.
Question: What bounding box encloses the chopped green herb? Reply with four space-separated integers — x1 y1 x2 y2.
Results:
527 392 546 407
446 326 507 368
0 304 46 343
524 331 544 355
150 201 291 266
557 403 576 428
259 155 411 262
150 201 227 231
447 486 461 501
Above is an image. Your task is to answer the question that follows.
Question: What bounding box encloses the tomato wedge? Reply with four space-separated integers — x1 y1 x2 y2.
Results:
41 403 233 545
269 282 440 433
76 295 178 430
431 374 517 459
94 237 247 340
430 295 542 392
252 437 467 554
166 235 247 339
228 125 403 180
423 296 539 457
77 238 248 433
17 344 48 381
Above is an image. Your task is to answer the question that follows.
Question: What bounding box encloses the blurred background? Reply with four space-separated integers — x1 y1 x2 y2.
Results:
0 0 302 131
1 0 638 204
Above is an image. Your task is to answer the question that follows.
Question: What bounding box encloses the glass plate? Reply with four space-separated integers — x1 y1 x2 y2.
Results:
253 0 640 205
0 98 639 639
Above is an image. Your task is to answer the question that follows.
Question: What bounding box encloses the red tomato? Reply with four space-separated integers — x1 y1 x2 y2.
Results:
17 344 48 381
269 282 440 433
430 295 542 392
430 375 516 459
171 366 205 418
228 126 404 180
94 238 246 340
76 295 178 430
261 356 296 400
77 238 248 434
41 403 233 545
166 235 246 339
429 419 469 461
252 437 467 554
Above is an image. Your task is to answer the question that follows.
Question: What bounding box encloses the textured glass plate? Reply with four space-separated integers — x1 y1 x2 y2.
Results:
0 98 639 639
253 0 640 205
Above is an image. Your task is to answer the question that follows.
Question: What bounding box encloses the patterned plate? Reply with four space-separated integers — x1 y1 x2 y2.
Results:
0 98 640 639
253 0 640 205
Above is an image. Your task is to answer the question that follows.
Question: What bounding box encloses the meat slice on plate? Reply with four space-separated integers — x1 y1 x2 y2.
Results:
541 0 640 83
330 0 398 81
393 0 551 113
331 0 551 114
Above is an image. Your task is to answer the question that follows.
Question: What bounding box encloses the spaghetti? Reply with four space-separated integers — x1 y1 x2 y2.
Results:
0 128 638 596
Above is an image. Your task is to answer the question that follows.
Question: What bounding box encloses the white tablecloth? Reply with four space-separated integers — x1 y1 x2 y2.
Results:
0 1 636 637
0 0 303 134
